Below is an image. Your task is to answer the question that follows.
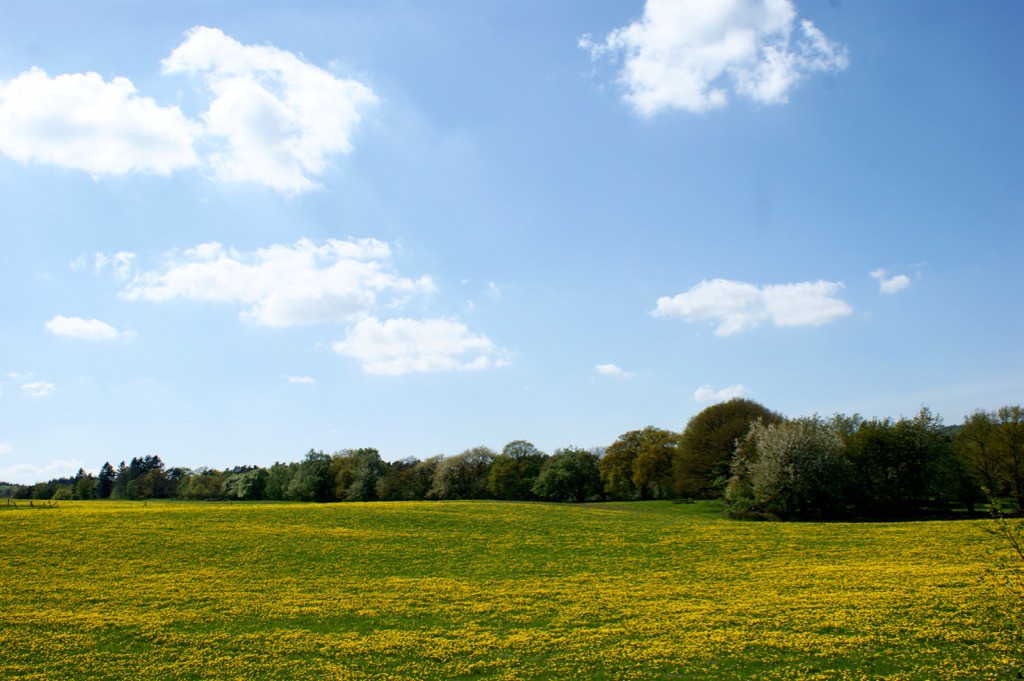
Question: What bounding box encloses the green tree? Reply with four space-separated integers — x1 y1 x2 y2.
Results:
72 468 97 500
330 448 387 502
487 440 547 500
51 486 73 500
286 450 333 502
137 468 170 499
632 427 677 500
264 462 296 501
994 405 1024 509
30 482 56 500
675 398 782 498
844 408 959 517
96 462 116 499
222 468 269 500
532 447 602 503
600 432 641 500
600 427 678 500
177 468 228 500
726 416 851 519
375 457 420 501
429 447 495 500
407 456 444 500
112 461 129 499
955 411 1003 495
113 455 168 500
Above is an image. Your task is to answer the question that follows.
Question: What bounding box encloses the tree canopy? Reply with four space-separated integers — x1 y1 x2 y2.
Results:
675 398 783 498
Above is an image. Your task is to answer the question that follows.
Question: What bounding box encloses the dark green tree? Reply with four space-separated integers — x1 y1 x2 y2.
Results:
407 456 444 500
96 462 116 499
487 440 548 500
285 450 333 502
955 411 1004 495
600 427 678 500
532 447 602 503
375 457 421 501
72 468 97 500
600 433 641 500
675 398 782 498
30 481 56 500
264 462 296 501
844 408 958 517
994 405 1024 508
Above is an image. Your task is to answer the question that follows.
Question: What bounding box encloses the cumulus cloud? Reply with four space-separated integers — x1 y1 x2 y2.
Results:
693 383 747 403
162 26 378 194
0 27 376 194
22 381 55 398
332 317 509 376
0 67 199 176
581 0 849 116
45 315 121 340
121 237 434 327
652 278 851 335
285 375 316 385
0 459 85 485
0 443 11 455
871 268 912 294
595 363 636 379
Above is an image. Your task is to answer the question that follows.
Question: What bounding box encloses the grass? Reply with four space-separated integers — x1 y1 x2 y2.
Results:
0 499 1020 679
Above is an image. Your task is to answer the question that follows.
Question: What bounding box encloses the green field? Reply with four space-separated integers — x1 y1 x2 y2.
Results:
0 500 1019 679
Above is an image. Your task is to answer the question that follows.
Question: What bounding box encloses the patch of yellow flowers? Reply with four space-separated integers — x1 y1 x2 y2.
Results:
0 500 1018 679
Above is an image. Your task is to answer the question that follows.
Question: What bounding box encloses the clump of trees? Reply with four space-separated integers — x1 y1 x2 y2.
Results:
725 406 1023 520
955 406 1024 508
599 426 676 500
1 442 605 505
4 401 1020 520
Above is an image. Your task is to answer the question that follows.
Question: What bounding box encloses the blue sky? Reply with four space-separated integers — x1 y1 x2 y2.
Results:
1 1 1021 484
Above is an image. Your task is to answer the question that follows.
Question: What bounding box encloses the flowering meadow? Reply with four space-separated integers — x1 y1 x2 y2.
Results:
0 500 1019 679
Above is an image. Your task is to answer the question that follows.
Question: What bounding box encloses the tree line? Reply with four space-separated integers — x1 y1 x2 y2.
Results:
2 400 1021 520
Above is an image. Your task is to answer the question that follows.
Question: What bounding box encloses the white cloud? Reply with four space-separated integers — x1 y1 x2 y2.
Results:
0 67 199 175
652 278 851 335
582 0 849 116
332 317 509 376
0 27 376 194
121 237 435 328
595 363 636 379
162 26 379 194
94 251 136 280
45 315 121 340
871 268 912 294
69 254 88 273
22 381 55 398
0 443 11 455
0 459 85 485
285 375 316 385
693 383 747 403
487 282 501 300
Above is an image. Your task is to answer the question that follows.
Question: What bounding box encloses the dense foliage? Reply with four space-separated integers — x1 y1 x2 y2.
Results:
4 400 1021 519
726 406 1022 520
